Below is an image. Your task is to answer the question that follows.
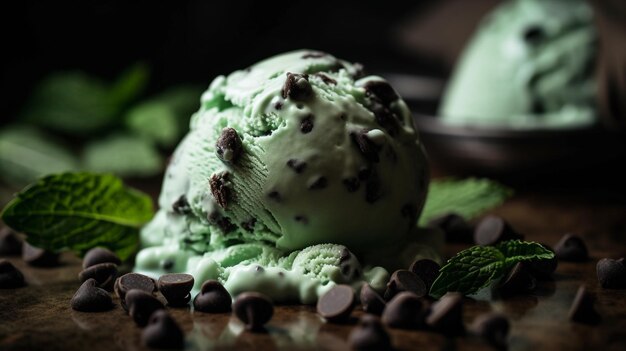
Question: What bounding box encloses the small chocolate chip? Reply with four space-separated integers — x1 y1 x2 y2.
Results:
302 51 327 59
71 278 114 312
339 248 351 263
115 273 156 311
364 81 399 107
78 263 118 292
126 289 165 327
142 310 185 349
597 258 626 289
282 73 313 101
216 127 243 164
209 172 231 209
526 244 557 280
315 73 337 85
254 265 264 273
351 130 380 163
470 313 510 350
498 262 536 296
384 270 427 301
342 177 360 192
207 212 236 233
300 115 314 134
82 247 121 269
0 259 26 289
267 191 282 202
523 25 544 45
426 292 465 336
286 159 307 173
158 273 194 307
22 242 59 267
162 259 175 271
474 216 523 246
369 103 399 137
409 259 440 292
241 218 256 232
568 285 600 324
554 234 589 262
274 101 283 110
193 280 232 313
294 215 309 224
348 315 393 351
172 194 191 215
360 284 386 315
234 292 274 332
352 63 365 79
308 176 327 190
428 213 474 244
0 227 22 256
317 284 355 323
381 292 425 329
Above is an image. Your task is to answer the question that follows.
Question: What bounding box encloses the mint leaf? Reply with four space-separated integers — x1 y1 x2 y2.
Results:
109 62 149 108
419 178 512 225
429 240 555 298
82 134 163 177
125 101 181 147
0 172 154 260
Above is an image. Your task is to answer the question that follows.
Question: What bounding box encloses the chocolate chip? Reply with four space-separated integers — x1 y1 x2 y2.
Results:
342 177 360 192
274 101 283 110
426 292 465 335
498 262 536 296
158 273 194 306
384 270 427 301
360 284 386 315
267 191 281 202
317 284 355 323
364 81 399 107
523 25 545 45
351 130 380 163
409 259 441 292
308 176 327 190
365 176 382 204
282 73 313 101
0 259 25 288
428 213 474 244
369 103 399 136
172 195 191 215
78 263 118 292
352 63 365 79
115 273 156 311
241 218 256 232
126 289 165 327
0 227 22 255
162 259 174 271
300 114 314 134
142 310 185 349
82 247 121 269
554 234 589 262
597 258 626 289
286 159 307 173
234 292 274 332
209 172 231 209
314 73 337 85
474 216 522 246
294 215 308 224
526 244 558 280
348 315 393 351
568 285 600 324
339 248 351 263
302 51 327 59
381 292 425 329
216 127 243 163
470 313 510 350
71 278 114 312
193 280 232 313
207 212 236 233
22 242 59 267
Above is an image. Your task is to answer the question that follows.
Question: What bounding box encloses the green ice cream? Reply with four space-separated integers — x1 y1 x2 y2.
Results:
440 0 597 129
135 50 438 303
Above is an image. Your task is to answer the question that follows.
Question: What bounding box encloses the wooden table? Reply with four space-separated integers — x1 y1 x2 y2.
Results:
1 184 626 351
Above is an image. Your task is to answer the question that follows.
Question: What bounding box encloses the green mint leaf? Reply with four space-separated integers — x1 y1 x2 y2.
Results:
496 240 555 265
125 101 181 147
0 172 154 260
109 62 150 108
82 134 163 177
0 126 80 186
419 178 513 225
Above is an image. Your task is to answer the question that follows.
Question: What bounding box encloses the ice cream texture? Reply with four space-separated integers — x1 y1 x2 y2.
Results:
440 0 597 129
135 50 439 303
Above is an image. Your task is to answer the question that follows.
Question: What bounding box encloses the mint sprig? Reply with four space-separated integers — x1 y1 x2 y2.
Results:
1 172 154 260
429 240 554 298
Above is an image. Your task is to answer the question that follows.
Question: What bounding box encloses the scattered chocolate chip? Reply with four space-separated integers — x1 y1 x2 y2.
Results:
274 101 283 110
342 177 360 192
426 292 465 335
317 284 355 323
498 262 536 296
162 259 174 271
158 273 194 307
172 195 192 215
294 215 309 224
428 213 474 244
360 284 386 315
308 176 327 190
597 258 626 289
267 191 281 202
339 248 351 263
381 292 424 329
300 115 314 134
126 289 166 327
369 103 399 136
365 177 382 204
71 278 114 312
241 218 256 232
314 73 337 85
0 259 26 288
282 73 313 101
384 270 427 301
82 247 121 269
409 259 440 292
234 292 274 332
470 313 510 350
216 127 243 163
207 212 236 233
193 280 232 313
142 310 185 349
352 63 365 79
209 172 231 209
554 234 589 262
0 227 22 255
22 242 59 267
526 244 558 280
568 285 600 324
351 130 380 163
523 25 545 44
302 51 327 59
115 273 156 311
364 81 399 107
348 314 392 351
286 159 307 173
78 263 118 292
474 216 523 246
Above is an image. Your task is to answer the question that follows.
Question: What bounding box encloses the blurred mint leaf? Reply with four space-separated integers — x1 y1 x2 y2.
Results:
420 178 512 225
0 126 80 186
83 134 162 177
496 240 555 265
0 172 153 260
109 62 150 107
125 101 180 147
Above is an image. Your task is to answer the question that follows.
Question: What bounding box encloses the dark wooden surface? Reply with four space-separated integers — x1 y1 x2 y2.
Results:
1 188 626 351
